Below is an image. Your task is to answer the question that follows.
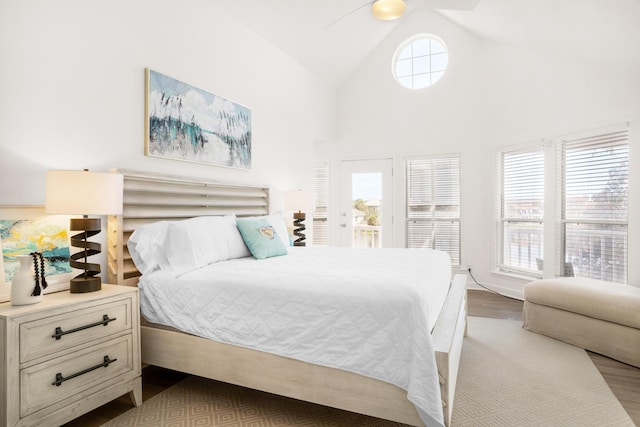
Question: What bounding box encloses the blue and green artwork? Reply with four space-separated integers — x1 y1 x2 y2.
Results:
145 69 252 169
0 219 72 283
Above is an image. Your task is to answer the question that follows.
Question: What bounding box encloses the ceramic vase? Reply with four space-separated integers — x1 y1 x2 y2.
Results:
10 254 42 306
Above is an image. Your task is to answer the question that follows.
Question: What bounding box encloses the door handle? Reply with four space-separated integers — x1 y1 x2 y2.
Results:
340 224 347 228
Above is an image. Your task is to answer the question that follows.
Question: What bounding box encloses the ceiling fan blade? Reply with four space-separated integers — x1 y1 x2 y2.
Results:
323 1 372 30
323 0 478 31
411 0 479 11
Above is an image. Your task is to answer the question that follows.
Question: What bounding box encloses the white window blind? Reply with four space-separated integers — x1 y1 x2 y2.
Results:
497 145 544 276
312 162 329 246
558 125 629 282
406 156 460 265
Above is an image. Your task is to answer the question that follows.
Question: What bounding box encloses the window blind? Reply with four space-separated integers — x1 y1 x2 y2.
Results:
497 145 544 275
312 162 329 246
406 156 460 265
558 125 629 282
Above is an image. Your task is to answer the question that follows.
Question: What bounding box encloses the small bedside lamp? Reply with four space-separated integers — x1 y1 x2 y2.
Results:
284 190 315 247
45 170 123 293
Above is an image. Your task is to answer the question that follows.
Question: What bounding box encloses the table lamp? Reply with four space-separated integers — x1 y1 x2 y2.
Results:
45 170 123 293
284 190 315 247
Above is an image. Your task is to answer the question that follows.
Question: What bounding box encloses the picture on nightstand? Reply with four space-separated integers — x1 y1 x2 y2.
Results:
0 205 74 302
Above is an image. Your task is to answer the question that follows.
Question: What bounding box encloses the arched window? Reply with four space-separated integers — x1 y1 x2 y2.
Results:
393 34 448 89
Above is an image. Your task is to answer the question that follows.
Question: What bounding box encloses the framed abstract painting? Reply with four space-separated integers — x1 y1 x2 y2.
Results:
0 206 73 302
145 68 252 169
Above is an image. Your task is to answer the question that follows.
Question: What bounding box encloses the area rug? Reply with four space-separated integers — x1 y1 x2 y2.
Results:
102 317 634 426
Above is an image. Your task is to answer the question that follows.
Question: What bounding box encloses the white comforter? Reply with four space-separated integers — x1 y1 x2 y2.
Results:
139 247 452 427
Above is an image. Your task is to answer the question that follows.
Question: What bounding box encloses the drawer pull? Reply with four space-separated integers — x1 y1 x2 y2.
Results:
52 355 118 387
52 315 116 340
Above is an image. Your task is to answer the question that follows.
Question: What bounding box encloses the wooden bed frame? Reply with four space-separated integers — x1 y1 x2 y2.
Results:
107 169 467 426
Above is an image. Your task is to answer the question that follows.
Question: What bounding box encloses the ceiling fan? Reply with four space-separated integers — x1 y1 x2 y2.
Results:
324 0 479 28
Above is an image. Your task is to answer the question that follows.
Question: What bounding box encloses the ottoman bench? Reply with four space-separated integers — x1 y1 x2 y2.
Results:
523 277 640 368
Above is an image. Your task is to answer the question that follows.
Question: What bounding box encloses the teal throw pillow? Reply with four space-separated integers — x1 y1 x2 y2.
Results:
236 217 288 260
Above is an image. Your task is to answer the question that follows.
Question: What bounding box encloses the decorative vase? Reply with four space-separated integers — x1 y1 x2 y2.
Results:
10 254 43 306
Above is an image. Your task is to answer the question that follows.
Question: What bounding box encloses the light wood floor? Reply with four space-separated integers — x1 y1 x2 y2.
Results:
64 289 640 426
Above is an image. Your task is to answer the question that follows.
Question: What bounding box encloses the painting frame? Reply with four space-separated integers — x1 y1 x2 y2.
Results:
0 206 73 303
144 68 252 170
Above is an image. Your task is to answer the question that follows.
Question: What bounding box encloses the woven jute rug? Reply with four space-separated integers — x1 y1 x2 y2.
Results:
102 317 634 426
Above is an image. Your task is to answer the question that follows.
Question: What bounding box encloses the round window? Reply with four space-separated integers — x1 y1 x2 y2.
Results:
393 35 448 90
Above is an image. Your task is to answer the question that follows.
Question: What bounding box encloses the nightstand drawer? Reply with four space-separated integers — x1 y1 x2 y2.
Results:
20 334 135 417
20 298 132 363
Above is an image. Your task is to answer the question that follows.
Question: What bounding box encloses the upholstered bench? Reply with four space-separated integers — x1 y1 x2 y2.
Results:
523 277 640 368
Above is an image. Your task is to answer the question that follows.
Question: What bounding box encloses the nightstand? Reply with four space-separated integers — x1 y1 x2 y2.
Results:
0 284 141 427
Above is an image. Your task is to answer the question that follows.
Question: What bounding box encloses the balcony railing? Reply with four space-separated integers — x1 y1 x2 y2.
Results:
353 225 382 248
502 221 627 283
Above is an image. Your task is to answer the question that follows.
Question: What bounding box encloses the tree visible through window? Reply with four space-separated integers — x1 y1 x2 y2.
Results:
559 126 629 282
495 124 629 283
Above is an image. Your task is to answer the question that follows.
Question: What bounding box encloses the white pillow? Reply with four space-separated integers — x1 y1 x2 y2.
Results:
164 215 251 275
127 221 172 275
240 212 290 250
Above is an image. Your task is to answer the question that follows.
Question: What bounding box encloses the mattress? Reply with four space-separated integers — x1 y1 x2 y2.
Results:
139 246 452 427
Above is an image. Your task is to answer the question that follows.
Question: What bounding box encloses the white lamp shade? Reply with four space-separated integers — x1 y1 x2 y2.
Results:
45 170 124 215
284 190 315 212
371 0 406 21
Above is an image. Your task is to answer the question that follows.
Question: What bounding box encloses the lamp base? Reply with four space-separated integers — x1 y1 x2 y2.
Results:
292 212 306 247
69 217 103 293
70 276 102 293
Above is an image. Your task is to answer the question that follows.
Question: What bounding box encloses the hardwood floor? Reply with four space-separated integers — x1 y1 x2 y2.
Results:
467 288 524 321
63 289 640 426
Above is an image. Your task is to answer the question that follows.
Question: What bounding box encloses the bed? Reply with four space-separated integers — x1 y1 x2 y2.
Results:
107 169 467 427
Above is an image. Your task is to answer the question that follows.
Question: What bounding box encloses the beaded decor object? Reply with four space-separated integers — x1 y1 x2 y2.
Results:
29 251 48 296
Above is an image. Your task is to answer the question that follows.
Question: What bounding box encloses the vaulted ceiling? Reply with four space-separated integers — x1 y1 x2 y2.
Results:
216 0 640 88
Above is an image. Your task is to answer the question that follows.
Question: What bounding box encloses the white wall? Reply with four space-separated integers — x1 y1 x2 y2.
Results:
0 0 335 281
317 8 640 297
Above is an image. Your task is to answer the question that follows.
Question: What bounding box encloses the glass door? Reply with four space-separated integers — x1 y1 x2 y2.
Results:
339 159 393 247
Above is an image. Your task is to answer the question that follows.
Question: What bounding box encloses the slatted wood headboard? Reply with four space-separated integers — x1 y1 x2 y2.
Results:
107 169 269 286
